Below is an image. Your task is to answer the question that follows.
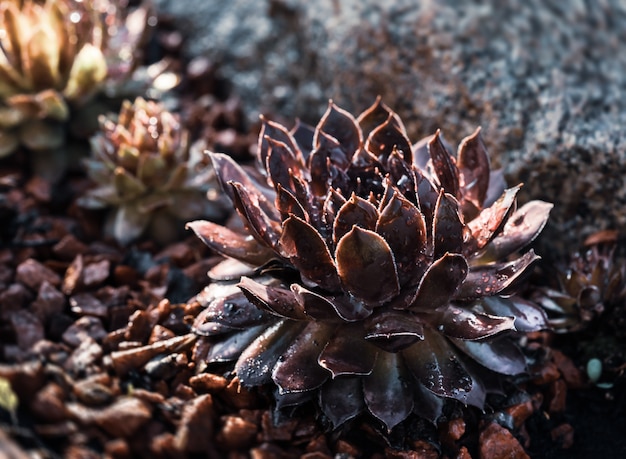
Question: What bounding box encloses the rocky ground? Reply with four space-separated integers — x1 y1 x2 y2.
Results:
1 160 617 458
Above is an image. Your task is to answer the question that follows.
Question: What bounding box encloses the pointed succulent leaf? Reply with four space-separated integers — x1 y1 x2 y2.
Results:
484 168 507 207
186 220 275 266
481 296 549 332
365 114 412 164
386 148 416 200
377 178 395 212
333 296 375 322
320 377 365 427
433 190 465 258
274 389 312 409
205 290 273 328
79 184 120 208
479 201 553 262
410 253 468 312
238 277 309 320
210 152 278 219
415 168 439 229
266 137 305 193
314 101 362 160
192 308 239 336
313 127 352 170
308 144 332 197
357 96 405 139
467 185 521 250
209 258 257 281
363 351 414 431
36 89 69 121
135 193 171 213
113 166 146 200
195 321 238 336
332 193 379 244
196 281 241 304
319 326 378 377
112 204 150 246
290 174 324 229
457 127 490 209
279 216 341 290
276 184 307 221
290 284 342 321
323 188 347 229
457 250 540 299
235 320 306 387
290 119 315 159
23 27 59 88
63 43 107 102
431 304 515 340
376 189 428 286
412 381 444 424
412 135 431 170
206 325 267 363
271 321 333 393
455 360 488 407
229 181 282 249
452 337 526 375
429 130 460 198
403 328 472 398
6 95 45 121
293 284 371 322
1 4 25 79
363 310 424 352
336 226 400 306
349 146 378 170
258 117 302 172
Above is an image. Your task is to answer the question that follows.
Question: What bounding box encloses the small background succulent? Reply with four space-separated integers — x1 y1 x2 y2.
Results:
0 0 156 179
79 97 228 246
532 230 626 333
187 98 553 431
0 0 106 155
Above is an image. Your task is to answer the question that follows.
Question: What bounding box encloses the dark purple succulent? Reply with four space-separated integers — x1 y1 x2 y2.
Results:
187 98 553 430
533 230 626 332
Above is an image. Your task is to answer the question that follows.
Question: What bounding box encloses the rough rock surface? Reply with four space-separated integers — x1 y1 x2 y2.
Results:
155 0 626 257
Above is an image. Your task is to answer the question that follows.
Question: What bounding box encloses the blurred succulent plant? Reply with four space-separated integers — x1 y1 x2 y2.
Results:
187 99 553 430
532 230 626 333
0 0 159 178
0 0 108 157
99 0 181 102
70 0 158 137
79 97 227 245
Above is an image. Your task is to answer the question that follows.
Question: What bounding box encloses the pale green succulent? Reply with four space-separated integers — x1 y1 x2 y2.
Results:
0 0 108 157
79 97 228 245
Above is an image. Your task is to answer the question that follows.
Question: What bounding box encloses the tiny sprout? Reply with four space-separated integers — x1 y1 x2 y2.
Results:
586 358 602 384
586 358 615 389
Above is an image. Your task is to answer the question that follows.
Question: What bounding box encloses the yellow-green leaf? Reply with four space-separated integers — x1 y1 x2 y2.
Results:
0 377 18 423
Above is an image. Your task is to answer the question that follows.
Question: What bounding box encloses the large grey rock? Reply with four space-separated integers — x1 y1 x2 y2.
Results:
156 0 626 257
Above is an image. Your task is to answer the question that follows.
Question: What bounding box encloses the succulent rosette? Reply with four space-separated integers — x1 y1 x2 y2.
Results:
79 97 227 245
188 98 553 430
0 0 108 156
533 231 626 332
